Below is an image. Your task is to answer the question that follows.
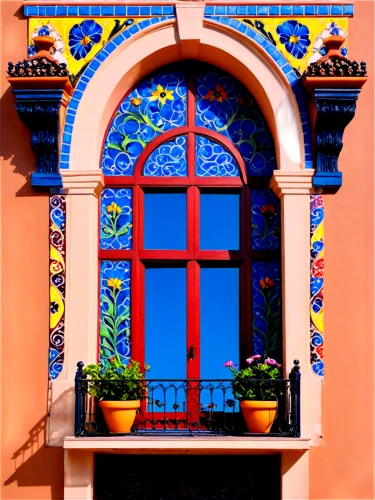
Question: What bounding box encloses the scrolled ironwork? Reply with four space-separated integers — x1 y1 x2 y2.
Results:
74 365 301 438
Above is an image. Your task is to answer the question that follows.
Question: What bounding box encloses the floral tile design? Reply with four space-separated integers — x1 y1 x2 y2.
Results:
28 17 142 79
196 68 276 176
49 195 66 380
310 194 324 377
251 189 280 250
100 261 131 365
143 135 187 176
196 135 239 177
100 188 132 250
102 67 187 175
239 17 348 73
252 261 281 360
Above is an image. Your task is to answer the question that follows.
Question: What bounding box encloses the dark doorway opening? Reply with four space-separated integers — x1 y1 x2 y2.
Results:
94 454 280 499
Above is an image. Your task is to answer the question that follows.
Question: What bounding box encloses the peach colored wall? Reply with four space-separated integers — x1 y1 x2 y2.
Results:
1 1 374 499
1 1 64 499
309 1 375 499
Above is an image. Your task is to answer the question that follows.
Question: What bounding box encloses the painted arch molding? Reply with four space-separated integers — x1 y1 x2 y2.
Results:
60 8 310 175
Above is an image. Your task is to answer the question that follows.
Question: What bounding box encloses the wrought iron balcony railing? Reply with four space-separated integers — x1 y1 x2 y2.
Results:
74 361 300 438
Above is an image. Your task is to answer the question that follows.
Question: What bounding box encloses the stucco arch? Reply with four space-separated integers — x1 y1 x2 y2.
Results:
64 17 306 175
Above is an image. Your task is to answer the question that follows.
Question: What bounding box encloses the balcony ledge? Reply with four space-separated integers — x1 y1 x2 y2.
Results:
63 436 310 453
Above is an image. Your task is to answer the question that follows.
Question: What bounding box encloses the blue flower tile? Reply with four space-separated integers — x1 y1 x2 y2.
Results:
228 6 237 15
39 6 45 15
205 5 214 15
140 6 151 15
269 6 280 15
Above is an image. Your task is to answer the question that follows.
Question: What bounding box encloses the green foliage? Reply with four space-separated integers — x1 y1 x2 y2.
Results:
225 356 282 401
84 358 150 401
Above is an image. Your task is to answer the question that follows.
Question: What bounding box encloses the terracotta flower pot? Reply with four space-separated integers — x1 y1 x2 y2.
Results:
99 400 140 433
240 400 277 434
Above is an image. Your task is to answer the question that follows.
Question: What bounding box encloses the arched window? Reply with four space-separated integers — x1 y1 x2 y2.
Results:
99 63 281 380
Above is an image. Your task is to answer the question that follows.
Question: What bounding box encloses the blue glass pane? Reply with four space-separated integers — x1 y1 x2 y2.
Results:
200 193 240 250
145 267 186 412
143 135 187 177
196 135 239 177
100 188 132 250
251 189 281 250
252 261 281 361
102 67 187 175
195 67 276 176
100 261 131 366
200 267 240 378
200 267 240 412
144 192 187 250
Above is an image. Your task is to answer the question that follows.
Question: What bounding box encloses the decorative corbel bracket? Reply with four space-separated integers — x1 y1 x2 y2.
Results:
7 36 72 191
302 36 367 192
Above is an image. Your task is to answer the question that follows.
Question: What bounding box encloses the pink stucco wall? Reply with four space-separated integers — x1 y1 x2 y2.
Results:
309 2 375 498
1 1 64 498
0 1 374 499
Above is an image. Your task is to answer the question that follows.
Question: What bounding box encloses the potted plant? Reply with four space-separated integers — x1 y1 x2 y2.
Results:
224 355 282 434
84 357 149 433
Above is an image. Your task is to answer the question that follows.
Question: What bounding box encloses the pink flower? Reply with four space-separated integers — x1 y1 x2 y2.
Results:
253 355 262 360
246 357 253 365
223 360 234 367
265 358 277 366
277 363 282 368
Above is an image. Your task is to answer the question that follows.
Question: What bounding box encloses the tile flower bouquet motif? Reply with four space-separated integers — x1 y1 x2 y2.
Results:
100 188 132 249
252 261 281 359
251 189 280 250
28 17 141 80
240 17 348 73
196 69 277 176
102 68 187 175
100 261 131 365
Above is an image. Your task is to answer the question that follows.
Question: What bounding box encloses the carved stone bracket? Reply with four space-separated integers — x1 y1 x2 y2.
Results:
7 36 72 191
312 88 361 188
302 36 367 191
11 86 70 189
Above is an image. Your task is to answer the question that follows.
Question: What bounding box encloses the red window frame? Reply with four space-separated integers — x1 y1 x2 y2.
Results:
98 73 279 381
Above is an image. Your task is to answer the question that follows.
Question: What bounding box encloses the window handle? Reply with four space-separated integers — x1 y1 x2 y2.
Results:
188 344 196 361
